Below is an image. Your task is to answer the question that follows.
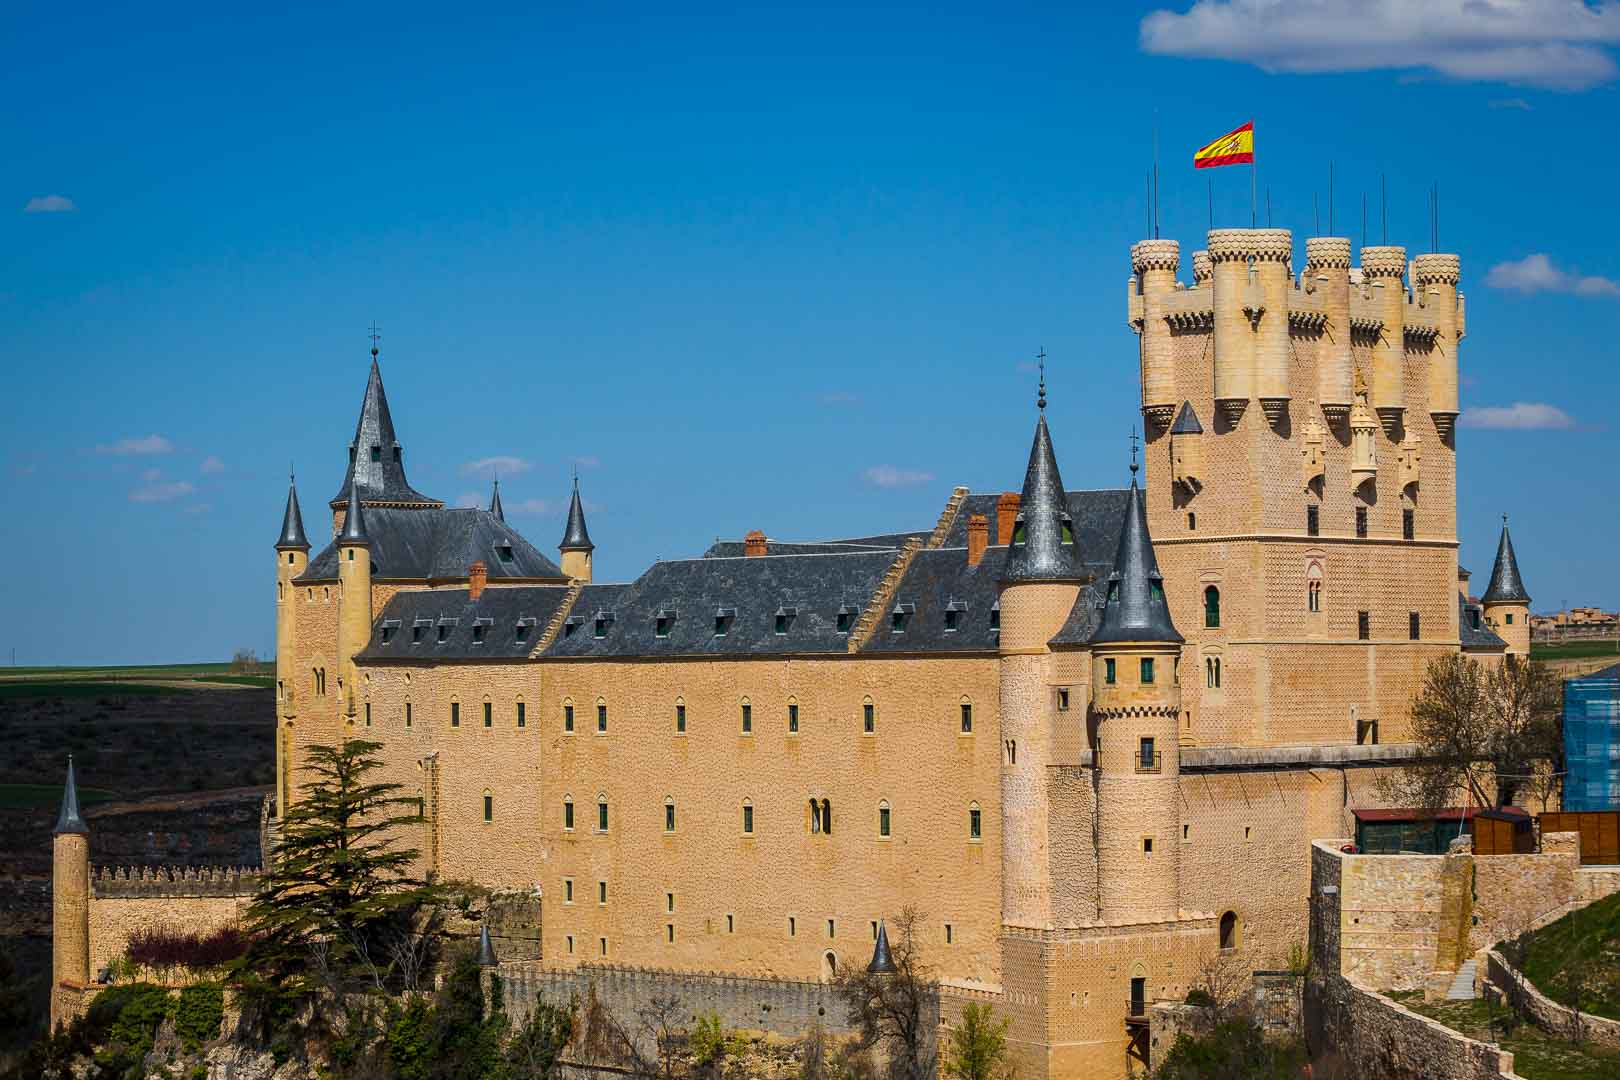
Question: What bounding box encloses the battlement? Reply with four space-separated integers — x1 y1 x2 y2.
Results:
91 864 262 899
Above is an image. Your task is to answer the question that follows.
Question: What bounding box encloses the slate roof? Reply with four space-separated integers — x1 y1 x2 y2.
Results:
489 479 505 523
1482 522 1531 605
1459 597 1507 652
330 357 441 509
1002 413 1084 584
1170 401 1203 435
276 478 310 550
560 478 593 552
1049 583 1108 646
540 552 895 658
861 547 1006 654
338 482 371 545
702 539 911 558
359 585 573 661
298 507 566 582
1087 477 1183 645
54 756 89 836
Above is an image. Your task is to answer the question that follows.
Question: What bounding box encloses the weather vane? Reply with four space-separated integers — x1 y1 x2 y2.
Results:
368 322 382 358
1129 428 1140 476
1036 347 1047 410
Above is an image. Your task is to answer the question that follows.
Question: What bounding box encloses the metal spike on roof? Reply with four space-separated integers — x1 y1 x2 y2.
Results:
1001 410 1082 585
276 472 310 551
867 920 897 974
489 477 505 523
1088 477 1183 646
1481 515 1531 605
476 923 498 967
559 477 593 553
330 353 439 510
54 756 89 836
339 481 371 546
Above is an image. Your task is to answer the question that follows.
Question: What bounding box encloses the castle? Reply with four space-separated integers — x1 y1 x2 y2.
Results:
52 228 1534 1078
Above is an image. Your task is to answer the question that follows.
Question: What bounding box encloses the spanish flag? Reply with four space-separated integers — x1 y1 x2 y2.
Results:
1194 121 1254 169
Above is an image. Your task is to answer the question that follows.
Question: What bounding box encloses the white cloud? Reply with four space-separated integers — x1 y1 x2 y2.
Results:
130 469 196 503
508 498 554 514
1139 0 1620 91
864 465 935 489
1489 97 1534 109
461 455 531 477
199 455 226 474
1485 253 1620 296
96 434 175 456
23 194 75 213
455 491 483 509
1459 402 1577 430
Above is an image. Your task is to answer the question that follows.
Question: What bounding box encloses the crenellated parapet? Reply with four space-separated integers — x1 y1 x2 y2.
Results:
1413 253 1463 434
1413 254 1460 287
1359 245 1408 427
1191 250 1211 285
1133 239 1182 427
1305 238 1354 417
1130 239 1180 274
92 864 262 899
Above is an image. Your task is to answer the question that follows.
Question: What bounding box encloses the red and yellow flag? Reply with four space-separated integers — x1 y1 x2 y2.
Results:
1194 121 1254 169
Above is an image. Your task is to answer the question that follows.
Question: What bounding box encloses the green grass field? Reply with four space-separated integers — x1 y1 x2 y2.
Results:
1532 640 1620 661
0 681 188 700
1391 992 1620 1080
1516 890 1620 1021
0 783 119 809
0 663 273 691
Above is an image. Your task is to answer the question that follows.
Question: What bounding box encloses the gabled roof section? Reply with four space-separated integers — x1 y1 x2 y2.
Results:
330 356 441 510
358 585 574 660
860 546 1004 654
1170 401 1203 435
1049 582 1107 646
299 508 565 583
1481 520 1531 605
276 475 310 551
54 756 89 836
1087 476 1182 645
1001 412 1084 585
560 477 593 552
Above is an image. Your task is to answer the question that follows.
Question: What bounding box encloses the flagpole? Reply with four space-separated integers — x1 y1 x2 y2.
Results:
1250 146 1257 228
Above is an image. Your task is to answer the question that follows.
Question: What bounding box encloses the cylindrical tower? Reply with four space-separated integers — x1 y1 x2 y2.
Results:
1209 230 1257 422
1087 476 1184 925
1414 253 1462 438
1132 239 1180 429
1361 245 1407 426
336 484 372 721
51 757 90 1031
1307 238 1354 419
1250 229 1293 423
1191 250 1212 288
274 476 310 820
1482 518 1532 658
999 394 1085 930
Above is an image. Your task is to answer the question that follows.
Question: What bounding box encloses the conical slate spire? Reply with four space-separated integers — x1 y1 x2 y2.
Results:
476 923 498 967
276 473 310 550
489 478 505 523
1088 476 1183 645
1482 516 1531 605
867 921 896 975
559 477 593 553
330 354 439 509
1000 412 1081 584
338 480 371 546
54 756 89 836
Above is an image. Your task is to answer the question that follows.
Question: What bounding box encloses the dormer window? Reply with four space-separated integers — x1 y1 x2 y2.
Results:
370 445 382 462
656 608 677 639
411 620 429 644
990 603 1001 633
1061 518 1075 544
564 615 583 638
836 607 855 634
472 618 492 645
775 606 798 635
891 603 915 634
944 600 967 633
380 619 400 644
593 611 614 639
713 607 735 637
1011 520 1027 544
497 545 515 564
515 618 535 643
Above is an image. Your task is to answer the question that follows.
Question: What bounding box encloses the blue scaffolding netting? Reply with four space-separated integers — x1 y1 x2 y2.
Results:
1565 664 1620 811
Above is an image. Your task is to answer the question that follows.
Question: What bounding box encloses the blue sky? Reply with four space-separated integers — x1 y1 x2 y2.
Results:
5 1 1618 665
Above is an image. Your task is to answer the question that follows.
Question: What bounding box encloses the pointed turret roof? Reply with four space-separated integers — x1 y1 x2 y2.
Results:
1000 407 1082 585
867 921 896 975
276 474 310 550
329 354 440 510
559 477 593 553
1482 517 1531 605
1170 401 1203 435
1088 474 1182 646
54 756 89 836
338 481 371 546
489 478 505 523
476 923 498 967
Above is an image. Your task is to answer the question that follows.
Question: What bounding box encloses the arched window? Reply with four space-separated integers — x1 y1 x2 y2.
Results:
862 696 875 734
674 696 686 734
663 796 676 833
596 793 609 832
1205 656 1222 689
562 697 575 733
787 696 800 734
562 795 575 831
740 696 752 734
483 790 493 823
741 798 754 835
1220 911 1239 950
877 800 892 838
823 951 838 983
960 696 974 734
1204 586 1221 628
968 801 982 841
1307 562 1324 614
821 798 832 835
596 697 608 733
1006 739 1017 766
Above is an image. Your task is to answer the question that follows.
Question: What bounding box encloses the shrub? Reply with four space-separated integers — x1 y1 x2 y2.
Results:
86 981 171 1078
126 924 250 973
1150 1015 1306 1080
171 983 224 1053
1184 987 1215 1008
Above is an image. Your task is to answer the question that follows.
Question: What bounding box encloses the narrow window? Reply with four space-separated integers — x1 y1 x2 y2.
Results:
810 799 822 834
1143 837 1154 854
664 799 676 833
1140 657 1155 684
563 799 574 830
788 702 799 733
667 924 675 943
1188 511 1196 531
789 917 797 937
597 702 607 732
471 624 485 644
566 935 574 955
836 611 852 634
1402 508 1415 541
969 806 982 840
741 701 752 734
437 624 449 643
516 702 526 728
451 702 460 727
1057 689 1070 711
1104 658 1117 685
1220 911 1238 950
1355 506 1368 538
676 702 687 733
742 801 754 835
1506 612 1515 625
405 702 412 727
1204 586 1221 628
655 615 671 638
1140 737 1155 769
944 608 960 632
945 924 954 944
871 921 879 940
1358 611 1371 640
564 703 575 732
598 881 607 905
364 702 371 727
593 617 606 639
600 938 607 957
774 613 788 635
821 798 832 835
878 802 891 838
1307 505 1320 536
1007 739 1017 765
960 702 973 733
598 799 609 832
990 606 1000 632
1309 580 1322 612
891 610 908 633
1409 611 1421 640
564 879 574 903
483 701 492 728
667 892 675 913
483 793 493 822
827 919 836 939
863 701 875 733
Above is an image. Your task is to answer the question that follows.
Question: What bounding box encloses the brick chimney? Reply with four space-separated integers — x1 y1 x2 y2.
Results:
966 514 989 567
995 492 1021 546
468 561 488 600
744 530 768 558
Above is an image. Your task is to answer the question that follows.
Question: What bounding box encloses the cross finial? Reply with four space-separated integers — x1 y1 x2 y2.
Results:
1036 348 1047 411
368 322 382 359
1502 512 1509 527
1129 428 1140 477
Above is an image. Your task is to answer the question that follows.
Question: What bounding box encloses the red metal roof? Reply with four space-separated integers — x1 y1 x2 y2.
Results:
1352 806 1530 823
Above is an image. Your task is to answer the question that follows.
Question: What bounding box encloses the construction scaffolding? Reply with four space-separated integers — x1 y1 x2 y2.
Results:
1564 663 1620 811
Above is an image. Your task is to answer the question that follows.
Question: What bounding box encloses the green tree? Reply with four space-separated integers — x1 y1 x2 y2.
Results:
1149 1015 1305 1080
238 739 440 999
505 997 574 1078
943 1002 1013 1080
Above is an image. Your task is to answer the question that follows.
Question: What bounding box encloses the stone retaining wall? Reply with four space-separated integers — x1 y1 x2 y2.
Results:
1485 949 1620 1049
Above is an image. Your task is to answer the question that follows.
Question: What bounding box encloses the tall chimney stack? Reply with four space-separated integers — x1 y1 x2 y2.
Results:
468 561 488 601
744 530 768 558
966 514 989 567
995 493 1020 546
